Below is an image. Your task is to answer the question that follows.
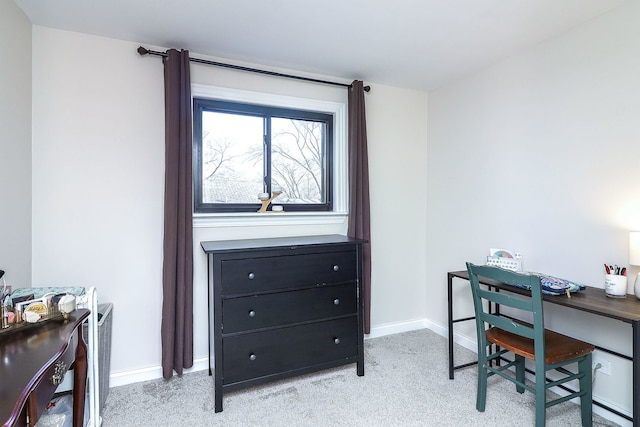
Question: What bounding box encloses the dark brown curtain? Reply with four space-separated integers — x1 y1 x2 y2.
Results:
161 49 194 379
348 80 371 334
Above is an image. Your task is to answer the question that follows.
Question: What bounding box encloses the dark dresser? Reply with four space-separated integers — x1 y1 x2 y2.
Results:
201 234 365 412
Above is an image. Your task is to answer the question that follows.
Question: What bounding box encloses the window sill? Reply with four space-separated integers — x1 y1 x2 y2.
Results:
193 211 348 228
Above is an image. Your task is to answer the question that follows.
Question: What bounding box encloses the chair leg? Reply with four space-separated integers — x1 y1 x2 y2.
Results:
535 365 546 427
578 354 593 427
476 364 487 412
476 354 488 412
515 354 525 394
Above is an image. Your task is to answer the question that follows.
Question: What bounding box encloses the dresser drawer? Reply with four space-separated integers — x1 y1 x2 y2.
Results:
222 317 358 384
223 284 357 333
220 250 357 295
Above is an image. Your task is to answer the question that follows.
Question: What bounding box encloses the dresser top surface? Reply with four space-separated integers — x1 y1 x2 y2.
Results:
201 234 365 254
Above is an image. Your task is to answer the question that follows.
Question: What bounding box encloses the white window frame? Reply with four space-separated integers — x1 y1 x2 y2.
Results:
191 83 348 228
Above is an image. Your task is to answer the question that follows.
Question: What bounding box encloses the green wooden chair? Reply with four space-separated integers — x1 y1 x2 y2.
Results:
466 263 594 427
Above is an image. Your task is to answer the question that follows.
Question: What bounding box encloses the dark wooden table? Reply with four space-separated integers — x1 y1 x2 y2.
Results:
447 270 640 426
1 309 90 427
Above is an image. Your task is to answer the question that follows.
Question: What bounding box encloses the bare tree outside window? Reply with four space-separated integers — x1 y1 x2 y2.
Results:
201 111 263 203
272 118 325 204
193 98 333 213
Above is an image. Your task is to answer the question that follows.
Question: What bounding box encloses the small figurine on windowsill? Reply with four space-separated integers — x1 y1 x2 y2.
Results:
257 187 284 213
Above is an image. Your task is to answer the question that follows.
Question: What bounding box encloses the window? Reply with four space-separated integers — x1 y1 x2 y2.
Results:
193 99 334 213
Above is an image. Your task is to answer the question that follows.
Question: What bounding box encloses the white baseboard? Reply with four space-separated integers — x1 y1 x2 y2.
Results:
109 357 210 388
366 318 430 338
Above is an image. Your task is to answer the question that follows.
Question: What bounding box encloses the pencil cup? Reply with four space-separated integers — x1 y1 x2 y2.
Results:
604 274 627 298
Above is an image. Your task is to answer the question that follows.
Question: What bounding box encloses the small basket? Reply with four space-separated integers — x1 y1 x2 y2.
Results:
486 254 522 272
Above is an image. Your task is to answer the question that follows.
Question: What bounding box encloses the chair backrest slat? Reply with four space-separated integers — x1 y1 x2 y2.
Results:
482 313 535 339
476 287 532 312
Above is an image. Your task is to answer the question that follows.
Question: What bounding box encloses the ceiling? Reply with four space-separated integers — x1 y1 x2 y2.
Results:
14 0 627 91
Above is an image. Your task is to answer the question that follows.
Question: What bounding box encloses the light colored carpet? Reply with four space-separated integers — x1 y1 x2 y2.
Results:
101 329 619 426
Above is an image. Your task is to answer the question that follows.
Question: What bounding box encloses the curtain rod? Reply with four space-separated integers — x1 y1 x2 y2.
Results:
137 46 370 92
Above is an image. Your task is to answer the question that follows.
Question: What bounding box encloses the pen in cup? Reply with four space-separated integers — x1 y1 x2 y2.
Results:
604 263 625 275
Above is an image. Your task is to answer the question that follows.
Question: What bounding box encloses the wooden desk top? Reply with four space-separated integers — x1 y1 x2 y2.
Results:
449 270 640 324
0 309 90 427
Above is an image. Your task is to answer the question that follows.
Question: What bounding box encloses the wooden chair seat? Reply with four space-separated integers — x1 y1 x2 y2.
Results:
487 325 595 364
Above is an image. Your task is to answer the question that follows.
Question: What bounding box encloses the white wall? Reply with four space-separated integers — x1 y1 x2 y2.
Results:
32 27 166 376
0 1 32 289
30 26 429 383
427 2 640 422
365 85 428 333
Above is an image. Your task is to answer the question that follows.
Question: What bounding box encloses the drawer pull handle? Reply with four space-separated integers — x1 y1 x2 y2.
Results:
333 298 340 305
333 337 341 345
333 265 340 271
248 310 256 318
249 353 257 361
50 360 67 386
248 272 255 280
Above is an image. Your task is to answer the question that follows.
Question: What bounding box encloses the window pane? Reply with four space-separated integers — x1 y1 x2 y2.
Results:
271 118 325 204
193 96 335 213
201 111 263 203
